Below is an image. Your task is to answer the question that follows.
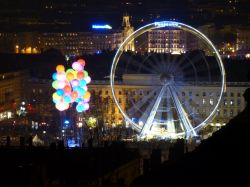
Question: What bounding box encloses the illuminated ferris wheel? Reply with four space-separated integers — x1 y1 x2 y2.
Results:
110 21 226 139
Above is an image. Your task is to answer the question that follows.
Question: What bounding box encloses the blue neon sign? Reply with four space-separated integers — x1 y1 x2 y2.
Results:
154 21 179 28
92 24 112 30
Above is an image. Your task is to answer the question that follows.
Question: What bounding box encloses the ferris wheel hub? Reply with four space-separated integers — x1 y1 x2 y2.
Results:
160 73 174 85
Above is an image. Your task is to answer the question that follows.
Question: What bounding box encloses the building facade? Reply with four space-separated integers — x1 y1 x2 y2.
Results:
87 77 249 131
147 29 187 54
0 71 248 139
0 70 28 121
40 31 122 56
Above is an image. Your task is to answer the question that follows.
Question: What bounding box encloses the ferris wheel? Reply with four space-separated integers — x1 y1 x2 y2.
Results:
110 21 226 139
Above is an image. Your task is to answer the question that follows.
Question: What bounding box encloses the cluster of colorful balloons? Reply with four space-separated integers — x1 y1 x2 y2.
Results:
52 59 91 112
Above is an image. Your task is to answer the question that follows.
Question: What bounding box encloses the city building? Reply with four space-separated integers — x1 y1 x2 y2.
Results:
40 31 122 56
0 15 133 56
147 29 187 54
198 24 250 59
0 67 248 139
0 70 28 121
87 75 249 131
236 26 250 58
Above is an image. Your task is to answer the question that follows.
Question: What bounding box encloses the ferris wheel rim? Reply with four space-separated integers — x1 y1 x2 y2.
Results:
110 20 226 138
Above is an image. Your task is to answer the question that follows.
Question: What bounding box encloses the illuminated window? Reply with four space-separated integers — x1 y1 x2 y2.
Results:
202 98 206 105
224 99 227 106
209 98 214 105
230 100 234 105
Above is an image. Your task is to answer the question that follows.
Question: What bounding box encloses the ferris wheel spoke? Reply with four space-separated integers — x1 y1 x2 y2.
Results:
179 52 203 70
200 52 212 82
138 90 161 125
140 85 168 136
173 53 192 69
122 53 158 74
153 53 169 73
168 85 197 138
150 54 167 72
134 53 161 73
143 56 164 73
131 57 159 74
127 87 160 116
173 84 203 127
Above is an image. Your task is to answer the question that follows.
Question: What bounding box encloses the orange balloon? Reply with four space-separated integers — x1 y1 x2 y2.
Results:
66 72 74 81
71 91 78 100
77 71 85 79
56 65 65 72
83 91 91 99
77 59 85 66
63 85 71 93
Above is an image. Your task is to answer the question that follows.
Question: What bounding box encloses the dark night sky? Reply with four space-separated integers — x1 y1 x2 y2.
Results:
0 0 249 32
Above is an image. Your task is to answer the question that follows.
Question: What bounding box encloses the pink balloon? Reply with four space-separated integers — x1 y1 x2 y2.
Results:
72 62 83 71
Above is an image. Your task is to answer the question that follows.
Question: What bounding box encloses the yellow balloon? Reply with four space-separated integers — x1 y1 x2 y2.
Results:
83 91 91 99
52 92 62 100
66 72 74 81
56 65 65 72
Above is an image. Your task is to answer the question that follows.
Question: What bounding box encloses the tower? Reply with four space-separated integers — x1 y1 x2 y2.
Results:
122 15 135 51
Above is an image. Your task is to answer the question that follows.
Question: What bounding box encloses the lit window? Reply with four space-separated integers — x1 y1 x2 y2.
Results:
202 98 206 105
230 100 234 105
224 99 227 106
209 98 214 105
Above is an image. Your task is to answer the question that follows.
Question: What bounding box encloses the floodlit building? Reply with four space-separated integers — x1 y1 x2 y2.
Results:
40 31 122 56
0 70 28 121
147 29 187 54
87 75 249 132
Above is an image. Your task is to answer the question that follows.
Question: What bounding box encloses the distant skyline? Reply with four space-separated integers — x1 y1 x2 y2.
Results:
0 0 249 32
